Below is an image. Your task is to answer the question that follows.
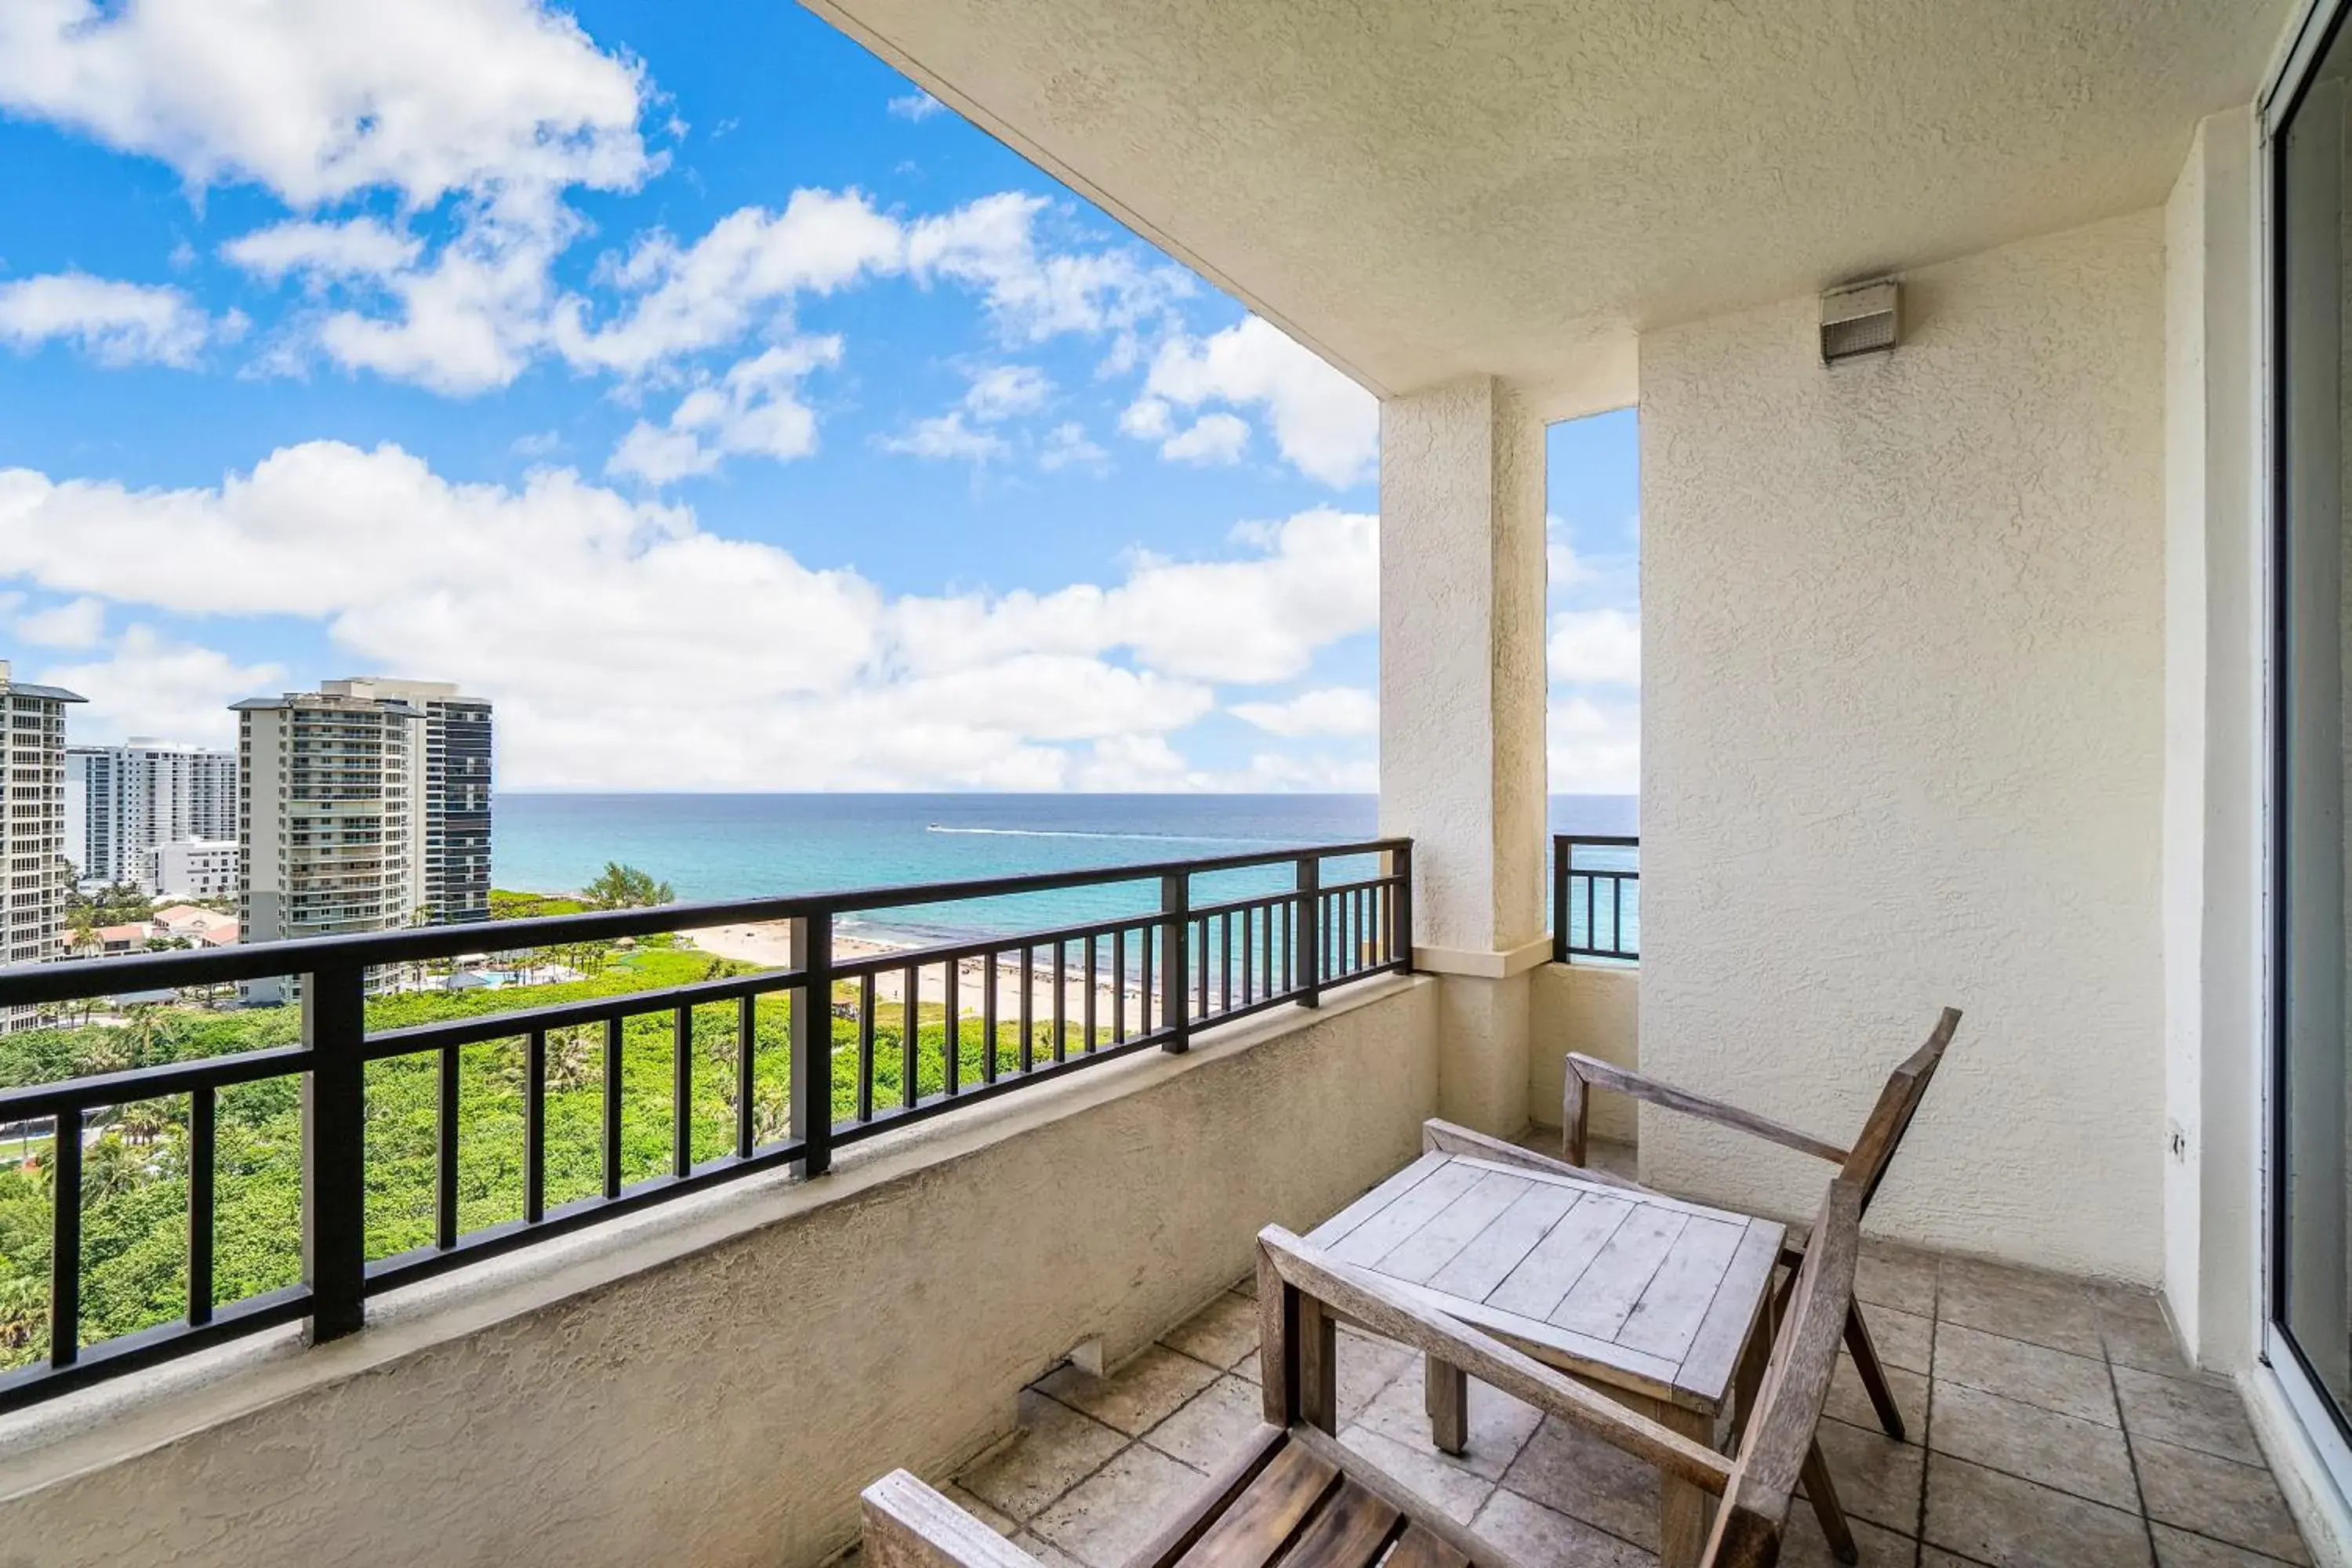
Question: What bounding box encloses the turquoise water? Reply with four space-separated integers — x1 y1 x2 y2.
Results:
493 793 1637 944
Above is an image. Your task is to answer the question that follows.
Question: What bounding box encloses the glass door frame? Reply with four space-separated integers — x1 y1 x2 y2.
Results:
2266 0 2352 1498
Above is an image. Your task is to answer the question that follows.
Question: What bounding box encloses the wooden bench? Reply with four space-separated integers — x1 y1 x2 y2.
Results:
862 1178 1869 1568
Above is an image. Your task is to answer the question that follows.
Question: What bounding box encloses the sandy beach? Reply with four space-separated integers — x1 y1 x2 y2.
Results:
685 920 1148 1023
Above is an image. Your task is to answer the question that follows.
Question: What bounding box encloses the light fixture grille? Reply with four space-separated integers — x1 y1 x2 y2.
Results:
1820 281 1900 365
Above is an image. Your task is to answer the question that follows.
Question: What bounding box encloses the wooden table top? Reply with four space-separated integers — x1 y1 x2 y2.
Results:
1305 1150 1787 1414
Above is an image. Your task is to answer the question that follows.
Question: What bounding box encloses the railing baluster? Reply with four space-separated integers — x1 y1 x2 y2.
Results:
944 957 960 1094
1163 873 1189 1053
50 1107 80 1367
1394 843 1414 974
524 1029 546 1224
1020 944 1036 1069
902 966 919 1109
793 913 833 1177
1053 940 1068 1061
982 949 1000 1083
1083 935 1098 1052
188 1085 215 1327
736 995 757 1158
1299 856 1321 1009
601 1016 622 1200
437 1044 461 1247
1112 927 1126 1043
672 1005 693 1179
858 972 877 1122
303 961 367 1344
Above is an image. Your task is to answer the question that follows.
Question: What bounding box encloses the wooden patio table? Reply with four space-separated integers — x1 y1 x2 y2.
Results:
1305 1146 1788 1568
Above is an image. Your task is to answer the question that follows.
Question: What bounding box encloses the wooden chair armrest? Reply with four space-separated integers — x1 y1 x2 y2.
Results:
1258 1225 1734 1493
1564 1054 1849 1166
862 1471 1040 1568
1421 1117 1649 1192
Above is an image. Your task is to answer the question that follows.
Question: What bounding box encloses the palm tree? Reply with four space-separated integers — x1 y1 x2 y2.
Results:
80 1134 145 1202
0 1275 47 1357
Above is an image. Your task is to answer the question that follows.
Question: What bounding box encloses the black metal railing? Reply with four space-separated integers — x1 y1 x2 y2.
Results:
0 839 1410 1412
1552 833 1639 963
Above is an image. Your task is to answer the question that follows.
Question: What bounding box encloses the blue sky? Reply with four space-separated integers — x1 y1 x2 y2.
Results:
0 0 1638 793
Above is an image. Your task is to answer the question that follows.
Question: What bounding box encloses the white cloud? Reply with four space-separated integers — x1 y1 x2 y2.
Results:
963 364 1052 422
1160 412 1250 466
0 272 230 368
1547 608 1640 685
1546 514 1596 588
0 0 655 209
14 595 104 649
608 337 843 484
909 192 1187 343
311 201 574 394
1039 423 1109 474
887 91 944 122
554 189 903 376
1120 397 1173 440
878 411 1008 464
1230 687 1377 739
0 444 1377 789
224 217 423 282
38 626 283 748
1130 316 1375 488
511 430 564 458
1548 695 1639 793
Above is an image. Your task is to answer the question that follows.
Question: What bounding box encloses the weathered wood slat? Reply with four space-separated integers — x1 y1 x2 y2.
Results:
1374 1170 1534 1284
862 1472 1047 1568
1425 1181 1582 1302
1324 1161 1485 1266
1308 1151 1448 1250
1446 1154 1730 1221
1549 1207 1689 1341
1675 1221 1784 1405
1174 1440 1339 1568
1286 1428 1512 1568
1128 1425 1290 1568
1371 1272 1687 1405
1564 1054 1850 1167
1382 1521 1472 1568
1614 1214 1747 1360
1278 1479 1399 1568
1485 1191 1634 1320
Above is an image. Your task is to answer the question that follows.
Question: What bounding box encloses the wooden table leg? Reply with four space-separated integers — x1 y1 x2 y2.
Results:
1643 1397 1718 1568
1425 1357 1468 1456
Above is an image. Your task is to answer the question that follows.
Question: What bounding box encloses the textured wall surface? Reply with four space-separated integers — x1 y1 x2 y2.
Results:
1639 210 2168 1280
0 980 1437 1568
1528 964 1639 1145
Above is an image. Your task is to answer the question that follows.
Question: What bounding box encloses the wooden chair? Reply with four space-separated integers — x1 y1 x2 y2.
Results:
861 1178 1870 1568
1512 1005 1961 1443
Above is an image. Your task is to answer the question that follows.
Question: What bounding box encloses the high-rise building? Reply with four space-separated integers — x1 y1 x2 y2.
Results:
319 679 492 926
2 660 85 1031
66 739 238 889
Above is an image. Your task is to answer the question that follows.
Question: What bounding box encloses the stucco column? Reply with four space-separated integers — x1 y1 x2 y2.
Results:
1378 375 1549 1134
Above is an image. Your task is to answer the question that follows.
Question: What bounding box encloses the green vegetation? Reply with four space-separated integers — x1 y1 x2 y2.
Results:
580 862 674 910
0 939 1074 1370
489 888 590 920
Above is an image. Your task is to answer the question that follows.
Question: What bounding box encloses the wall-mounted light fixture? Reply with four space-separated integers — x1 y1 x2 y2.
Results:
1820 280 1900 365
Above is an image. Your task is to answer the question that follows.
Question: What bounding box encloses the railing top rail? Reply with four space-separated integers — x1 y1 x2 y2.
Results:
1554 833 1640 847
0 837 1410 1006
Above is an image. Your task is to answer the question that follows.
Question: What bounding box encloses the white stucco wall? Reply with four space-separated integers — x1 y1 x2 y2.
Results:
1638 209 2168 1280
0 978 1438 1568
1528 963 1639 1145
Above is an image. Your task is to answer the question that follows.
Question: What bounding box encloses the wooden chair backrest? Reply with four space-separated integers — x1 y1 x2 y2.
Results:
1837 1007 1961 1214
1703 1177 1866 1566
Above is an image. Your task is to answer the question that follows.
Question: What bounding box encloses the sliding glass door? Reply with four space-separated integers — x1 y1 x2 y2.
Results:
2276 6 2352 1434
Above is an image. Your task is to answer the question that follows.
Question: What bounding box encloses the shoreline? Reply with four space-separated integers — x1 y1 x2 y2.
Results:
683 918 1148 1020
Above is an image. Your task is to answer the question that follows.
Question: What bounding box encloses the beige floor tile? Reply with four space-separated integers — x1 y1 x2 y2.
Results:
1859 1246 1940 1317
1928 1380 2138 1510
942 1483 1019 1536
1231 1269 1258 1299
1500 1413 1663 1552
2102 1311 2212 1385
1860 1304 1935 1375
2113 1365 2263 1467
1340 1424 1497 1524
1012 1532 1089 1568
1918 1553 1976 1568
1779 1512 1918 1568
1141 1375 1264 1473
1029 1444 1201 1568
957 1390 1131 1523
1354 1363 1543 1480
1936 1264 2104 1359
1469 1486 1657 1568
2134 1437 2311 1566
1160 1290 1259 1370
1932 1320 2118 1426
1813 1417 1928 1535
1923 1452 2152 1567
1336 1327 1417 1421
1828 1354 1929 1436
1036 1345 1221 1436
2152 1523 2310 1566
2094 1283 2170 1325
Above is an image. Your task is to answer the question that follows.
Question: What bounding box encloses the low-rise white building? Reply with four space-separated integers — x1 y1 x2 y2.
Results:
146 838 237 902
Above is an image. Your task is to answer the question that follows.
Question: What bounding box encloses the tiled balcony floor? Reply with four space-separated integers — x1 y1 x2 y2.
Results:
938 1158 2309 1568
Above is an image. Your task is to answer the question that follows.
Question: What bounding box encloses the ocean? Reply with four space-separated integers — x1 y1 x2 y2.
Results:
492 793 1637 945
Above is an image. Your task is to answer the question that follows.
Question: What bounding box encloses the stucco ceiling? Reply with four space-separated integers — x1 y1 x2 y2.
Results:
804 0 2290 417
